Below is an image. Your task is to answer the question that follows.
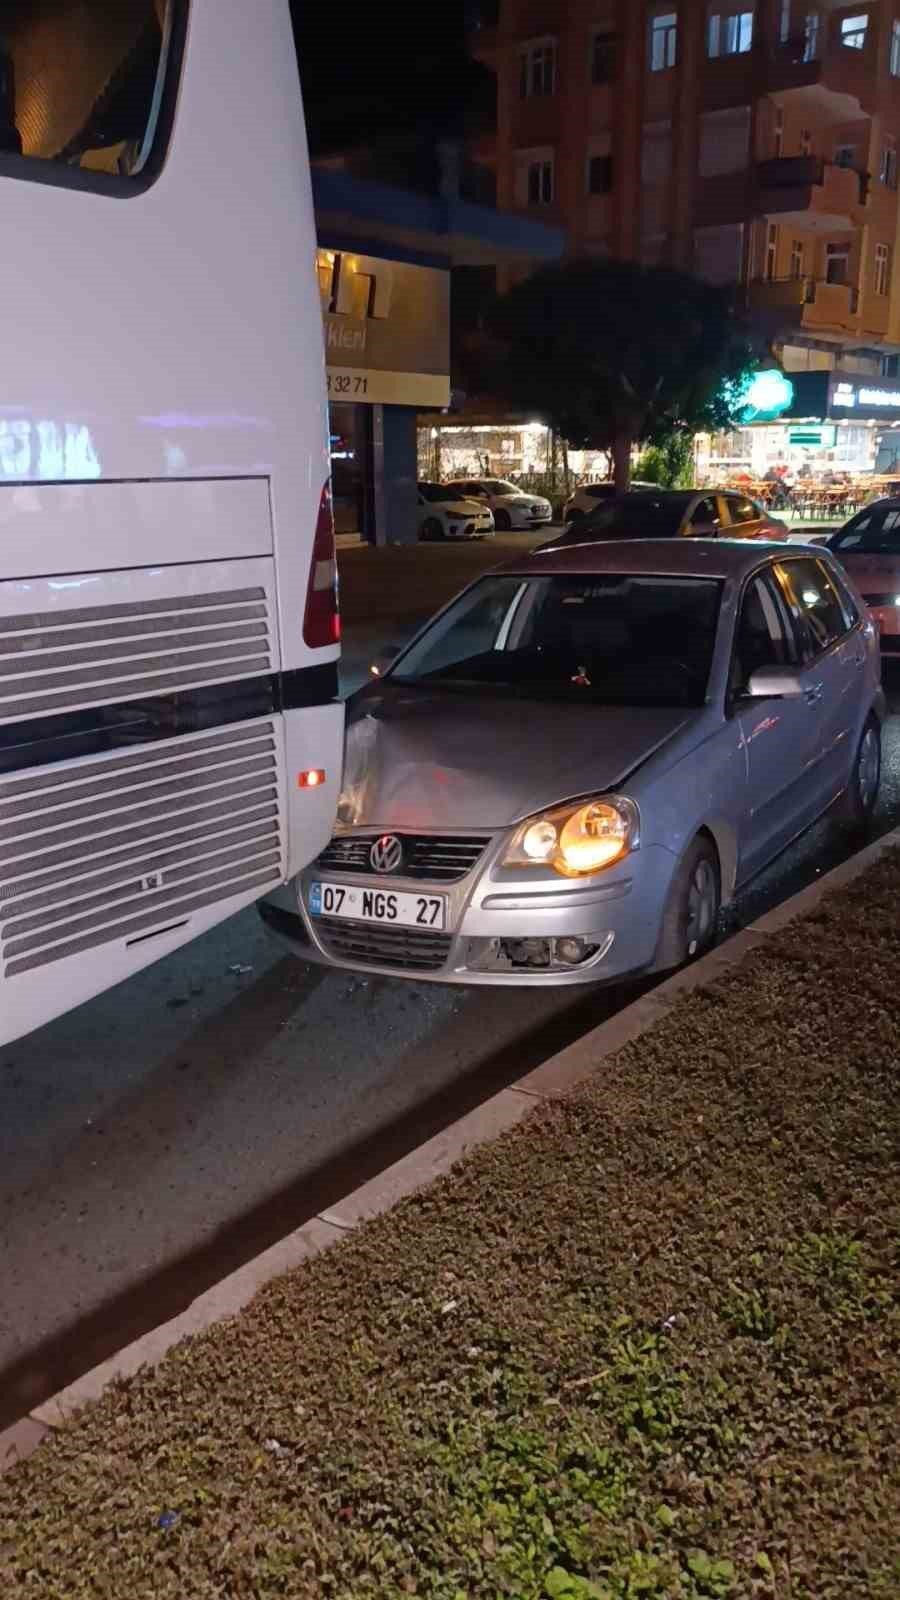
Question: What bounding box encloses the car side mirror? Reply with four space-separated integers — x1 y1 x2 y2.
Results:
745 665 805 699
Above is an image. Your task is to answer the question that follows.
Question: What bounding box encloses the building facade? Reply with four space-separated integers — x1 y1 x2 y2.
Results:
312 167 562 542
471 0 900 379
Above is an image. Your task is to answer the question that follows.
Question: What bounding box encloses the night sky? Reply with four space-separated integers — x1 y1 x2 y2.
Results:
289 1 492 155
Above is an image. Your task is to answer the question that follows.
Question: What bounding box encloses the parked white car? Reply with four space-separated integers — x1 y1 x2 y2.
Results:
417 482 494 542
444 478 552 532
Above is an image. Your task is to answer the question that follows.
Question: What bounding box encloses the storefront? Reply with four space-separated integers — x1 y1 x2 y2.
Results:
316 245 450 542
696 370 900 511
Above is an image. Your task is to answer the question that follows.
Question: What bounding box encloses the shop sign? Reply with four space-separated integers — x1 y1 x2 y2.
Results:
829 374 900 416
316 249 450 409
733 369 794 423
788 425 836 447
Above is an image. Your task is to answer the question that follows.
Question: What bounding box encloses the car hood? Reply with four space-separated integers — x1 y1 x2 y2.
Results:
439 498 487 514
498 493 548 506
338 687 698 830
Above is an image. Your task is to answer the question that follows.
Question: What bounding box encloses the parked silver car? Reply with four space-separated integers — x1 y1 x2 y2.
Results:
262 541 883 987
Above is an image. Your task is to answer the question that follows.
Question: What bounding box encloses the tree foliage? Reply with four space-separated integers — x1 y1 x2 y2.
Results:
480 259 756 488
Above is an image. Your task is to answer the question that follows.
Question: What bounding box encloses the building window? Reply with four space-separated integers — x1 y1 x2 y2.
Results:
803 12 820 60
800 127 812 155
834 144 856 169
874 243 891 297
519 39 556 98
882 354 899 377
591 29 617 84
649 10 678 71
527 158 554 205
881 136 897 188
892 19 900 76
840 13 868 50
790 239 804 279
708 10 754 57
766 222 778 280
826 243 850 285
774 106 784 157
587 153 613 194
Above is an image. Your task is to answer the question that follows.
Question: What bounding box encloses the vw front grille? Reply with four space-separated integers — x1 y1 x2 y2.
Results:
317 833 491 883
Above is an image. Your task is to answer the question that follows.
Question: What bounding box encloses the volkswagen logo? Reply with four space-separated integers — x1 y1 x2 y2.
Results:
370 834 404 874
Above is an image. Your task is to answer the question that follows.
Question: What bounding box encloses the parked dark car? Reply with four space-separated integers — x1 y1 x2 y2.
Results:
546 489 787 548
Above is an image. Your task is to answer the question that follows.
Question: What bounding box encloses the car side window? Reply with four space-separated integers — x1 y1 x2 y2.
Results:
687 496 720 534
822 559 861 629
730 572 795 697
727 494 759 525
772 558 849 661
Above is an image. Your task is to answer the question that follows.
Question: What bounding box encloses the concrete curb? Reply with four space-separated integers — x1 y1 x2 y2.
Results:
3 823 898 1475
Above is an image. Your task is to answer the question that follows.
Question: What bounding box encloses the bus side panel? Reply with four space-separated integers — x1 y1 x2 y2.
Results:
0 721 289 1046
0 1 342 1041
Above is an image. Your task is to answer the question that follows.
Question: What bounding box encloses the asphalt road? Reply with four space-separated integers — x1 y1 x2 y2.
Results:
2 646 899 1428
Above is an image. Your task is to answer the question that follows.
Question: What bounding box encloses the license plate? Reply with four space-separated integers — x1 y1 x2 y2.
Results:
309 881 446 931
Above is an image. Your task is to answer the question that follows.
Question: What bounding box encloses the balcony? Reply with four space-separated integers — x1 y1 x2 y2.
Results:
765 35 873 120
756 156 865 232
748 276 860 339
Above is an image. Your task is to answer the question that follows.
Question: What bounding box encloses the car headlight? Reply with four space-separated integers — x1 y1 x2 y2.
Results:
504 796 640 878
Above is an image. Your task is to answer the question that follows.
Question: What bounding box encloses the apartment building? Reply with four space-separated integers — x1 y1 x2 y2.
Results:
471 0 900 379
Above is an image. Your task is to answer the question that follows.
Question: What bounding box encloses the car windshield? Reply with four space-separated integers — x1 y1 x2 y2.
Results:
481 479 520 496
830 504 900 554
420 483 467 503
389 573 722 708
574 497 688 539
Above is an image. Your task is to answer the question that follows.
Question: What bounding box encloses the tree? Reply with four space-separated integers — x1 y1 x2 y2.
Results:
480 259 756 491
635 430 696 488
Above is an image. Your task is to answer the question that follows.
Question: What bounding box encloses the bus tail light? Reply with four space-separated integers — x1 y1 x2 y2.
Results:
303 483 340 648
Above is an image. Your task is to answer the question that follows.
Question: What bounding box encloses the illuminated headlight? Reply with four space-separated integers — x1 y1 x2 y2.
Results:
506 797 640 878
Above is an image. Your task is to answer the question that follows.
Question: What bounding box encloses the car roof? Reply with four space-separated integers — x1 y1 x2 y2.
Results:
495 537 816 582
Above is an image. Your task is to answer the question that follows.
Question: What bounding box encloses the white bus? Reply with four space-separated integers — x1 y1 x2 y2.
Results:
0 0 342 1047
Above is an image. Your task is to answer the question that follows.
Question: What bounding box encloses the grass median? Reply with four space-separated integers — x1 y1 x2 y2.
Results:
2 851 900 1599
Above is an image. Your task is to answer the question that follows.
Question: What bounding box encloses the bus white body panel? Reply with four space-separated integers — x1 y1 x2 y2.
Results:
0 0 343 1046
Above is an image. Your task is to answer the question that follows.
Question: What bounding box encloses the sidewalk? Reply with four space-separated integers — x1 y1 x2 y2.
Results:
2 844 898 1597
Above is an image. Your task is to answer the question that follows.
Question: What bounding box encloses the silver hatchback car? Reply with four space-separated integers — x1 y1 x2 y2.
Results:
262 541 883 987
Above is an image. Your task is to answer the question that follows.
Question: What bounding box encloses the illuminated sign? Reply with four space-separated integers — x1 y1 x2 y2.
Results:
315 247 450 409
833 382 856 408
735 369 794 422
859 386 900 408
788 425 836 447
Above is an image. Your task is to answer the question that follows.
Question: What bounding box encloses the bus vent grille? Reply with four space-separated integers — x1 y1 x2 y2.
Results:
0 588 272 722
0 721 283 978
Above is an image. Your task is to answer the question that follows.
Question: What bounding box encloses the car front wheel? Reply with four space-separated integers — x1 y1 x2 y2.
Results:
656 835 721 972
420 517 444 542
494 508 511 531
838 716 881 828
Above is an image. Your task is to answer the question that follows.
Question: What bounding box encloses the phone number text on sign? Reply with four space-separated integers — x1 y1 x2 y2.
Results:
327 373 368 396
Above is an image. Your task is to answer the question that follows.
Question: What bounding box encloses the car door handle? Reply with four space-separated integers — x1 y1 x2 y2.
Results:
803 683 824 705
